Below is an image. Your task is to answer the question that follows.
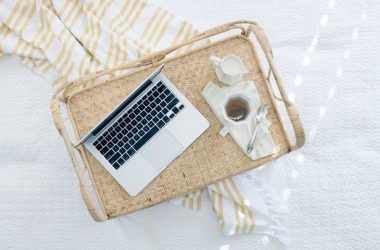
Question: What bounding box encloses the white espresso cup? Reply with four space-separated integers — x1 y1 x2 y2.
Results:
218 92 256 137
210 55 248 85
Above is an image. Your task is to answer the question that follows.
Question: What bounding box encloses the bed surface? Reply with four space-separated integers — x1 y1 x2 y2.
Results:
1 0 379 249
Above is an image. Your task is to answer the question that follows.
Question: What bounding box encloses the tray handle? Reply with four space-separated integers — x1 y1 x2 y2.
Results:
246 24 305 150
51 99 108 221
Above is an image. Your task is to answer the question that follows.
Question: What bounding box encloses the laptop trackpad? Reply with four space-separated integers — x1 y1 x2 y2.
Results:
141 130 183 172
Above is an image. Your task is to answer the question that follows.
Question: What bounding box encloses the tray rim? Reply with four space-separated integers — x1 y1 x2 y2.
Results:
66 35 290 217
50 21 305 221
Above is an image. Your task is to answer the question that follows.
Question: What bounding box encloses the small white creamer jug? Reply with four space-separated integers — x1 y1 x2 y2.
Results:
210 55 248 85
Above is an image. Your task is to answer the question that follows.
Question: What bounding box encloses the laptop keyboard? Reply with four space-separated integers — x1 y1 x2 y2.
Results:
92 82 184 170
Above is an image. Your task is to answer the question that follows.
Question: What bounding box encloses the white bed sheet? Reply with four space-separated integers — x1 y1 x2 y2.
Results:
1 0 379 249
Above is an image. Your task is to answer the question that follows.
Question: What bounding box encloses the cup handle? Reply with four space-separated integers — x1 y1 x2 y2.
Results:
210 56 222 67
219 126 229 137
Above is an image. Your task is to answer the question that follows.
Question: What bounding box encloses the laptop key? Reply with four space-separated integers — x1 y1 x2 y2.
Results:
112 138 118 144
105 150 114 160
157 120 165 128
143 126 149 132
165 94 174 103
172 107 179 114
122 154 129 161
179 104 184 110
158 84 165 92
120 147 126 154
118 158 125 165
100 146 109 155
167 98 179 110
127 148 136 156
138 130 144 136
95 144 102 150
112 145 119 152
117 141 123 147
113 162 120 169
163 116 170 123
133 126 159 151
109 152 121 164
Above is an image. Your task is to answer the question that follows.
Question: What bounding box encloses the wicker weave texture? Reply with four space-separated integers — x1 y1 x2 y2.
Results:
67 36 290 217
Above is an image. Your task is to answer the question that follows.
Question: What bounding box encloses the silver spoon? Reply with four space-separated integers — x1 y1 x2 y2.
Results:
246 104 268 154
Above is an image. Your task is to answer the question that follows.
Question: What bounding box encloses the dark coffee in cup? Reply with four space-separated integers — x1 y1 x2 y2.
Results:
225 97 250 122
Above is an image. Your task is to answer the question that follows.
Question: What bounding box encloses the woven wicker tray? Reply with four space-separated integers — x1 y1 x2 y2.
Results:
51 21 305 221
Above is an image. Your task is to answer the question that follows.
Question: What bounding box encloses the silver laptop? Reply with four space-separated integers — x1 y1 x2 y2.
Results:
75 65 209 196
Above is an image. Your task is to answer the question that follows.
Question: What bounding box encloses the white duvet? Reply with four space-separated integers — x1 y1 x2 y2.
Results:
1 0 379 249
